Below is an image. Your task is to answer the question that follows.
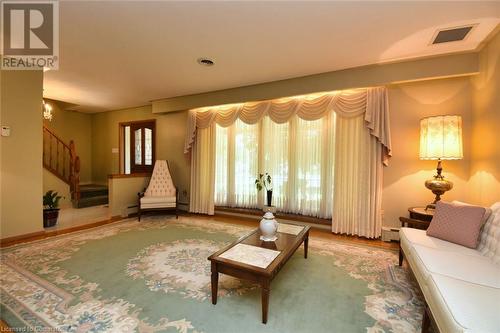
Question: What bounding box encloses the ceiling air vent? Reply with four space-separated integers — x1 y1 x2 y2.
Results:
432 26 474 44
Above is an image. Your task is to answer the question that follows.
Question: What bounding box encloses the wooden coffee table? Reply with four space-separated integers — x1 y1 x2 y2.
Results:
208 223 310 324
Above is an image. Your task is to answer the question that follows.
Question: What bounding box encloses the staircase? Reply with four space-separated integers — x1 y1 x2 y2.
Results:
43 126 108 208
77 184 109 208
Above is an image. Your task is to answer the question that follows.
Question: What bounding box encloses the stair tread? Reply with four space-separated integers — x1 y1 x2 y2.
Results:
79 184 108 192
78 195 108 201
75 195 108 208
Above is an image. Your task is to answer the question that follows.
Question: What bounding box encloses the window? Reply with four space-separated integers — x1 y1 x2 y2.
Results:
215 119 259 208
120 120 155 174
215 114 335 218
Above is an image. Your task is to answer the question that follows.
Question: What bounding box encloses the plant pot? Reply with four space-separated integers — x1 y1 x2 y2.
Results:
266 190 273 207
43 209 60 228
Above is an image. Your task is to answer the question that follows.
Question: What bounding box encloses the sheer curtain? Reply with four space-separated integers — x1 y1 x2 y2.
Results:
290 116 335 218
216 114 335 218
214 126 228 205
232 120 259 208
261 117 289 209
215 119 259 209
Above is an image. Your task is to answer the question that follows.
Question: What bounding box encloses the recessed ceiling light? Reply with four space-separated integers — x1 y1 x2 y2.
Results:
197 58 215 66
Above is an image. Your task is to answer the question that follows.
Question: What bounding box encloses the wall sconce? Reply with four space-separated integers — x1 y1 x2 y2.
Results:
420 115 463 209
43 100 53 121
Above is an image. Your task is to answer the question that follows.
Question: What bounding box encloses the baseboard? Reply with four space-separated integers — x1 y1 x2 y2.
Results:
0 216 124 248
0 230 46 246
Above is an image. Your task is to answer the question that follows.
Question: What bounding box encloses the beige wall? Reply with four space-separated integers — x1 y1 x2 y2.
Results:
88 32 499 231
91 106 190 202
0 38 495 240
469 31 500 206
43 169 72 209
153 52 479 113
383 77 473 227
90 76 477 228
43 100 93 183
108 176 150 217
0 70 44 238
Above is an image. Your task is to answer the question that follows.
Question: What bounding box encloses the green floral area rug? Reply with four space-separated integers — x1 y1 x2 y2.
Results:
1 217 424 332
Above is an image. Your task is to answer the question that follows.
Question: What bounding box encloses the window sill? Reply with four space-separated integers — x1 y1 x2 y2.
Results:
108 173 152 179
215 206 331 226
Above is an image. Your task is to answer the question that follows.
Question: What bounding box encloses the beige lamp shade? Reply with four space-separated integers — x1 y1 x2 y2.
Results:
420 115 463 160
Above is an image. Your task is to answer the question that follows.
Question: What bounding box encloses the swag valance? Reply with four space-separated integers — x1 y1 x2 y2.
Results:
184 86 392 165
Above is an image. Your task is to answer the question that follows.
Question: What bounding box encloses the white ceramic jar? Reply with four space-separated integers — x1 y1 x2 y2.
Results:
260 211 278 241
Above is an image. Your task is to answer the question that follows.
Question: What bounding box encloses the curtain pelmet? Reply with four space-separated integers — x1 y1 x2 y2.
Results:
184 87 391 166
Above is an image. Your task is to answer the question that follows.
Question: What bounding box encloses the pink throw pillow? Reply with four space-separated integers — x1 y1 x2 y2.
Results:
427 201 486 248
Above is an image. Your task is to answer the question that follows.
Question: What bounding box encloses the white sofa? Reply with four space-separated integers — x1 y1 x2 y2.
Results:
399 202 500 333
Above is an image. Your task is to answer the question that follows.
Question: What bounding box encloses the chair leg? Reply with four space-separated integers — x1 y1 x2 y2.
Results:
399 244 404 266
138 208 141 221
175 207 179 219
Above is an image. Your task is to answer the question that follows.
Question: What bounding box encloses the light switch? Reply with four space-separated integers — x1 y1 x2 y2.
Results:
1 126 10 137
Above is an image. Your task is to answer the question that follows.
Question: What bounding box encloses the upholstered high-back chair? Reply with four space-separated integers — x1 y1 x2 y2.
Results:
138 160 177 220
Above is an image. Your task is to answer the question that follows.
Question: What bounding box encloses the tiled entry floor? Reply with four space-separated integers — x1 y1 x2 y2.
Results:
44 205 110 231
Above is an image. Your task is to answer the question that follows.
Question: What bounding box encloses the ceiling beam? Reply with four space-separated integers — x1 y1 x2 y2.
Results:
152 52 479 113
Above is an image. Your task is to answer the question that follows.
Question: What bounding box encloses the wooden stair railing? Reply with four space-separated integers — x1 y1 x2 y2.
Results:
43 126 81 201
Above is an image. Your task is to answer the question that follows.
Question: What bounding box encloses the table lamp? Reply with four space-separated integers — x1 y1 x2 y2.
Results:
419 115 463 209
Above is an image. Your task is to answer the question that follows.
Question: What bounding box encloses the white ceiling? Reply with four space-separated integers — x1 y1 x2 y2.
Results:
44 1 500 112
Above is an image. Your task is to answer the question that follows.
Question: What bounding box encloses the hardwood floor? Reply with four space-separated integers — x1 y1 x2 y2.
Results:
202 213 399 250
0 320 11 331
0 212 398 250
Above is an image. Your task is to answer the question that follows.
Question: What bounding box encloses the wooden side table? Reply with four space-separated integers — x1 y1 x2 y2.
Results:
401 207 434 230
408 207 434 223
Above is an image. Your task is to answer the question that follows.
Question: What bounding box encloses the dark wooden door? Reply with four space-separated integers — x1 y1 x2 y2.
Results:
130 121 155 173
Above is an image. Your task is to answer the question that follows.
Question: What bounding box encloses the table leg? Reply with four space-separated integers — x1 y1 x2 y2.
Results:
422 305 431 333
211 262 218 305
261 281 270 324
304 232 309 259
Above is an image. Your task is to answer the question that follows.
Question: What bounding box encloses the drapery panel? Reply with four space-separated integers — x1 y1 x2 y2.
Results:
189 125 216 215
188 86 390 238
332 115 383 238
184 87 391 166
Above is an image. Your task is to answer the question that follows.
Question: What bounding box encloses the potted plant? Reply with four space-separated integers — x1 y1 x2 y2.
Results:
255 173 273 206
43 190 63 228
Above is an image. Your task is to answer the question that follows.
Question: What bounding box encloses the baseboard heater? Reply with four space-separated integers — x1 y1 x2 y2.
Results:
381 227 400 242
